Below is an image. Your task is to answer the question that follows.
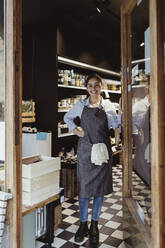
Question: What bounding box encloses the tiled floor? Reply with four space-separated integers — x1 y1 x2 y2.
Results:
132 171 151 227
36 164 151 248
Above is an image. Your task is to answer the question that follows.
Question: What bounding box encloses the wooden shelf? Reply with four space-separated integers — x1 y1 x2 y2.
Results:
22 117 36 123
132 84 146 88
103 89 121 94
58 84 121 94
58 56 120 77
22 193 59 216
58 108 71 113
58 132 75 138
58 84 86 90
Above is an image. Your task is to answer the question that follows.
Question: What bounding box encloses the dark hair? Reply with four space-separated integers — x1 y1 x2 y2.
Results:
85 74 103 87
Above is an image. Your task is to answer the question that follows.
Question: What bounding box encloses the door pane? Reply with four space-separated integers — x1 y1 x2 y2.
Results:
131 0 151 228
0 0 5 188
0 0 4 120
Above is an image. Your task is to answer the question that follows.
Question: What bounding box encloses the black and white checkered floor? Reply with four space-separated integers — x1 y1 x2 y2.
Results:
36 164 151 248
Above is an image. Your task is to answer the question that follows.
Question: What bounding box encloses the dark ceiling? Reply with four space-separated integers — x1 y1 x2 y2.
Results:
22 0 122 43
1 0 149 53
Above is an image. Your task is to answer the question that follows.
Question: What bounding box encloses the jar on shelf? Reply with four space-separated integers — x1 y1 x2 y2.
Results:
58 69 64 84
63 70 68 85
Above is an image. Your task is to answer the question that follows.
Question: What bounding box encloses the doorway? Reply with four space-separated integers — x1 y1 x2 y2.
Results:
1 0 165 247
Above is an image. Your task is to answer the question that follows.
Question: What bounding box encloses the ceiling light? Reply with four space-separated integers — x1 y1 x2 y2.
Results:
94 0 103 14
96 7 102 13
140 42 144 47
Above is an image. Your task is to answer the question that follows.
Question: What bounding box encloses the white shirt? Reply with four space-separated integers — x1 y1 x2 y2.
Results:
64 97 121 131
132 96 150 132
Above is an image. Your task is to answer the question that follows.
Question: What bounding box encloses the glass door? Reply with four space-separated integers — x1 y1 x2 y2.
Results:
0 0 5 185
121 0 165 247
121 0 152 247
131 0 151 227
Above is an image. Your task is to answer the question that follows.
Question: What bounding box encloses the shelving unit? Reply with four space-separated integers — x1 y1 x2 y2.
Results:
58 56 120 77
58 84 121 94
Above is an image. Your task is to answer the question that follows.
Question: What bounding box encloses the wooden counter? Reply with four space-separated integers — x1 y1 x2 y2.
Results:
22 193 59 216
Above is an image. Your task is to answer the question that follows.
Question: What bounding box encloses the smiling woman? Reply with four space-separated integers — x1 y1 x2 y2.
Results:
64 73 120 245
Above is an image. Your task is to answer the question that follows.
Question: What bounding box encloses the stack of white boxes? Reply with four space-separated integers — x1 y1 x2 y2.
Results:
0 191 12 246
22 155 61 206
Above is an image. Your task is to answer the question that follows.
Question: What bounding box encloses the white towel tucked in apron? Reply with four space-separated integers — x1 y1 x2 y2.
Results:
91 143 109 166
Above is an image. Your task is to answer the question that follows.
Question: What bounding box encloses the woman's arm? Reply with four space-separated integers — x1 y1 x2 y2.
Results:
73 126 84 137
64 100 84 133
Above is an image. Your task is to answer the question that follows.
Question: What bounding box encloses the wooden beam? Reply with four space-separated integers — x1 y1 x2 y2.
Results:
121 11 128 198
127 14 133 198
121 9 132 197
121 0 137 15
5 0 22 247
150 0 165 247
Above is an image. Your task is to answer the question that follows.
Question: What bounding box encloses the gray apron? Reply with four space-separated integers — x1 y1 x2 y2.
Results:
77 106 113 198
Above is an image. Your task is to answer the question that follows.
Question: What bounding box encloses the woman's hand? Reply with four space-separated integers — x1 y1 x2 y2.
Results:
73 127 84 137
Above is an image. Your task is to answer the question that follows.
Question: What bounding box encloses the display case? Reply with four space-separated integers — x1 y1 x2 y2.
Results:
57 56 121 139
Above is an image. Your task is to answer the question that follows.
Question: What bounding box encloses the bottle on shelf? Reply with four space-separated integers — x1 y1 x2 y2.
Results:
68 70 71 86
79 75 83 87
63 70 68 85
75 73 78 87
82 75 86 87
71 70 75 86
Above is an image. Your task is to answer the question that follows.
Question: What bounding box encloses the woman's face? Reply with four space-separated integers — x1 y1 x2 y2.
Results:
86 77 103 97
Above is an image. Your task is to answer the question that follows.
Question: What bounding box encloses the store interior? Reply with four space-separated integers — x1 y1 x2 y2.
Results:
0 0 153 247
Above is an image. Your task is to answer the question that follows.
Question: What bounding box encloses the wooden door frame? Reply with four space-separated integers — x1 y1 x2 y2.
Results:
3 0 164 247
121 0 164 247
150 0 165 247
5 0 22 247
